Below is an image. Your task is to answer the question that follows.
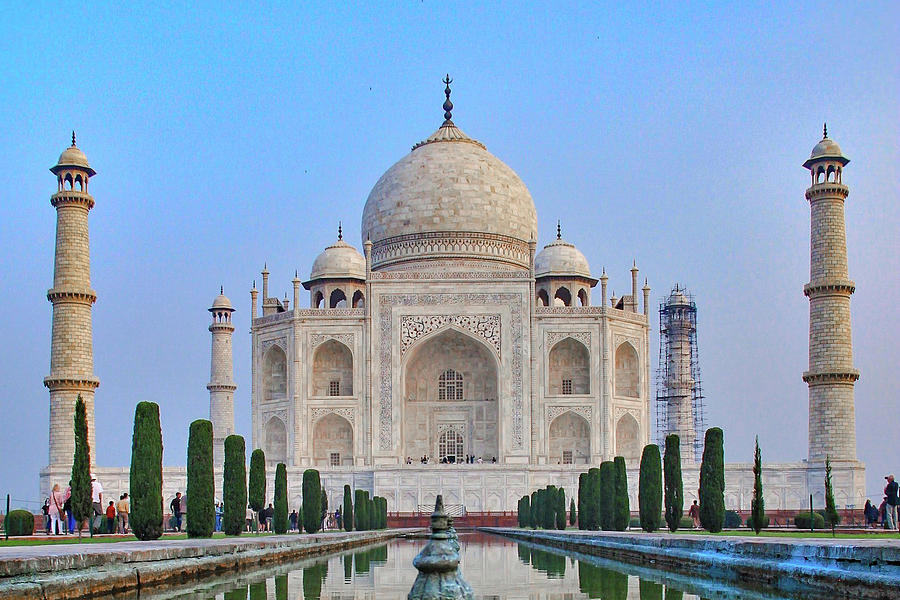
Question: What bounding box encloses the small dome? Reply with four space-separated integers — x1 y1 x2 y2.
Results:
309 239 366 281
50 135 96 176
535 237 591 279
809 137 843 161
211 291 234 311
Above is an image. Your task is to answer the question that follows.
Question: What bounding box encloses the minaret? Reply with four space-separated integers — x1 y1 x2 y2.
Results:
45 133 100 468
658 286 699 462
208 288 236 465
802 125 858 463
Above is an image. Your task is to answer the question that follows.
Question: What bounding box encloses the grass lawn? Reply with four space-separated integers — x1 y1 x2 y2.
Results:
674 529 900 539
0 531 285 547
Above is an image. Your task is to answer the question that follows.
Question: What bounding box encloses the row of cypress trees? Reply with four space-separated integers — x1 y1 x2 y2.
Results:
346 489 388 531
518 485 567 529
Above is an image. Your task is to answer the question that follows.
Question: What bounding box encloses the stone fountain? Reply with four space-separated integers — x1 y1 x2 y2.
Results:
408 495 474 600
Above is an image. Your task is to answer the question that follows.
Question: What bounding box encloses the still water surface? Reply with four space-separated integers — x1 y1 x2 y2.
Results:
153 532 826 600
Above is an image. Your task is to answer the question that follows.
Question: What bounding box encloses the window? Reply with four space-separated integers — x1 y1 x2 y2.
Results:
330 452 341 467
562 378 573 395
329 380 340 396
438 429 464 462
438 369 464 401
562 450 573 465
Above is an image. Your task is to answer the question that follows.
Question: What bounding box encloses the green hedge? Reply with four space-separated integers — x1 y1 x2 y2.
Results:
555 487 566 530
613 456 629 531
577 472 585 529
663 434 684 532
723 510 742 528
186 419 214 538
302 470 322 533
794 512 826 529
4 510 34 536
598 462 615 531
354 489 368 531
131 401 163 540
639 444 662 532
273 463 288 534
248 448 266 528
223 434 247 536
699 427 725 533
343 485 354 532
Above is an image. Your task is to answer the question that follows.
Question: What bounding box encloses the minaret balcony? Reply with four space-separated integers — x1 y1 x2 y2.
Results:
50 191 95 209
47 287 97 304
805 183 848 201
803 279 855 297
802 369 860 384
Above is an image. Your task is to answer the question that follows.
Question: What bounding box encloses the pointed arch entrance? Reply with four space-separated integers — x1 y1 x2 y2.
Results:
402 328 499 462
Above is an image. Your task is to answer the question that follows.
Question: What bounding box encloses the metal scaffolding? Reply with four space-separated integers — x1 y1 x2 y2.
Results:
654 285 706 462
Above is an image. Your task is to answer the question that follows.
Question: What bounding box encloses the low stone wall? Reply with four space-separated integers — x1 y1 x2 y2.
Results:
0 529 415 600
482 527 900 599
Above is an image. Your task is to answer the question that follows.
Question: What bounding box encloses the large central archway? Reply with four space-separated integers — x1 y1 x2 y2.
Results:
402 328 499 462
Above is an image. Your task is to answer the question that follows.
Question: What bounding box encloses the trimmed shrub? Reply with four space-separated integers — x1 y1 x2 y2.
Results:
377 496 388 529
569 498 576 527
343 485 354 531
248 449 266 530
186 419 214 537
598 462 615 531
517 496 527 528
531 490 539 529
585 467 601 530
699 427 725 533
321 487 329 527
131 401 163 541
747 515 770 528
613 456 629 531
663 434 684 532
5 509 34 536
824 457 840 527
679 516 693 529
544 486 558 529
273 463 288 534
577 472 585 529
724 510 742 528
794 512 826 529
70 395 92 536
302 470 322 533
354 489 367 531
555 487 566 530
223 434 247 536
629 517 641 528
639 444 662 532
749 436 766 533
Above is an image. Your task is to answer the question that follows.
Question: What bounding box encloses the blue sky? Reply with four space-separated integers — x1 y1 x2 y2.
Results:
1 2 897 507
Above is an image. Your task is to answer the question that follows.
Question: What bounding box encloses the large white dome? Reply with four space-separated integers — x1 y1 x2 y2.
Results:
361 120 538 270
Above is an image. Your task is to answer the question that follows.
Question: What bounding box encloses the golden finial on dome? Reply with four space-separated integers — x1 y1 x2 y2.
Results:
71 131 76 147
823 122 828 139
442 74 454 123
338 221 343 241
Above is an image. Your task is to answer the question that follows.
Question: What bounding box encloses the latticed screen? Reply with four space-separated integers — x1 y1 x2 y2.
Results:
438 369 464 400
562 450 573 464
562 378 573 395
329 380 340 396
330 452 340 466
438 429 464 461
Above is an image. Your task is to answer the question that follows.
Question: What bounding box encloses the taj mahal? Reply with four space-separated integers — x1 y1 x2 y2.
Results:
39 81 866 513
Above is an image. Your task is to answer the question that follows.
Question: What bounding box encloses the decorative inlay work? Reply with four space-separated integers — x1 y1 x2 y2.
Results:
262 409 288 425
296 308 366 317
370 268 527 280
372 231 531 270
613 334 641 352
260 338 287 355
379 293 525 451
546 331 591 349
547 405 593 424
311 407 355 427
536 306 604 315
310 333 355 351
255 312 292 326
614 406 641 422
400 314 501 356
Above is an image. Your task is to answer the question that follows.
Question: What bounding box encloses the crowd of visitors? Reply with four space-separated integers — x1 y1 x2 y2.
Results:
864 474 900 530
41 476 129 534
406 455 497 465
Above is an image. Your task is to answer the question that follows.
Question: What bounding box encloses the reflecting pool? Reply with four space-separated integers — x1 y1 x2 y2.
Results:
149 532 829 600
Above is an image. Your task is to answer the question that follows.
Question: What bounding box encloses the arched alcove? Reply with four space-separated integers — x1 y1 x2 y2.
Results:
403 328 499 461
329 288 347 308
351 290 365 308
312 413 353 466
548 337 590 395
553 287 571 307
313 290 324 309
615 413 640 462
312 340 353 396
537 289 549 306
614 343 639 397
577 288 588 307
548 411 590 465
264 416 287 464
263 345 287 402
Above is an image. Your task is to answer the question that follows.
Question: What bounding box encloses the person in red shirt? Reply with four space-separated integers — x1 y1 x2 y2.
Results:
688 500 700 529
105 501 117 534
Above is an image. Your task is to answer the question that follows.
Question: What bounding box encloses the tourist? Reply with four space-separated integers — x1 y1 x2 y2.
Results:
215 502 223 531
105 501 116 533
289 509 298 531
42 498 50 534
246 505 254 531
48 484 65 535
335 506 342 530
116 493 130 534
689 500 700 528
265 503 274 531
885 475 899 530
864 499 878 527
64 483 74 534
90 475 104 532
170 492 183 532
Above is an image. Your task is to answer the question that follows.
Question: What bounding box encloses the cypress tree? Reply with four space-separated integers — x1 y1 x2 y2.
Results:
577 472 585 529
530 490 538 529
613 456 630 531
248 448 266 531
543 486 557 529
598 462 615 531
186 419 214 538
130 401 163 540
639 444 662 532
555 487 566 530
273 463 288 534
750 436 765 533
223 434 247 536
663 434 684 532
343 485 354 531
320 487 329 528
70 395 92 539
302 469 322 533
368 494 375 530
569 498 576 527
699 428 725 533
523 495 532 528
824 456 840 528
585 467 601 530
354 489 367 531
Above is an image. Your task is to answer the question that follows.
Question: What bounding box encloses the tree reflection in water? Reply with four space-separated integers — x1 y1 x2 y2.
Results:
528 546 566 578
223 585 247 600
274 574 287 600
578 561 627 599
